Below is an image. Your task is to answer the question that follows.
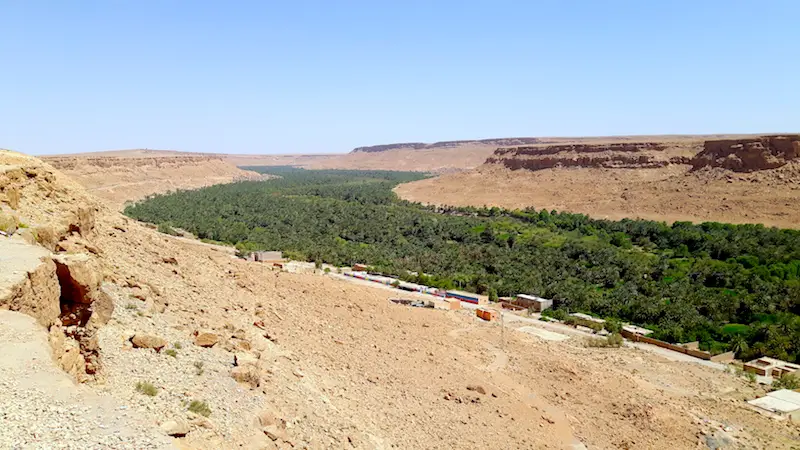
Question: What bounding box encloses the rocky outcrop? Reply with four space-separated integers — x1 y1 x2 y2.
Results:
484 142 681 171
353 138 542 153
44 155 231 171
0 239 61 328
690 135 800 172
0 150 112 381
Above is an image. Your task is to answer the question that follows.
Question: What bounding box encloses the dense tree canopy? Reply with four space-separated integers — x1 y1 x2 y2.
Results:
125 167 800 361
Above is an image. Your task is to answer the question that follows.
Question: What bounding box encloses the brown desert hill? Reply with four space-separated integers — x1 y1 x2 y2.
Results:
229 135 770 173
3 149 799 448
42 150 265 210
395 134 800 229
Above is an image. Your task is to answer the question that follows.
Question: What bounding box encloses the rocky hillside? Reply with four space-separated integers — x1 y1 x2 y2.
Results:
3 148 798 448
485 141 692 170
692 135 800 172
395 135 800 228
43 153 263 210
482 135 800 173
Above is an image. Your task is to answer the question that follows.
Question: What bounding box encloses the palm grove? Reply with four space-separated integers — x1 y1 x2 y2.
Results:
125 167 800 362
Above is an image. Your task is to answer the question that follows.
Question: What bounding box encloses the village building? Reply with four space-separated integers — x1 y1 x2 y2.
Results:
570 313 605 324
744 357 800 378
512 294 553 312
748 389 800 420
446 290 488 305
247 251 284 263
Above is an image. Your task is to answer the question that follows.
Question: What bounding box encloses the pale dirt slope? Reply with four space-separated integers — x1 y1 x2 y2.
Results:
42 152 264 210
396 134 800 228
395 164 800 228
3 149 798 448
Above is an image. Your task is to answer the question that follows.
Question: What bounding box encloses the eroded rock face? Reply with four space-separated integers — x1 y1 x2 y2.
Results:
691 135 800 172
52 253 113 328
0 151 111 382
0 240 61 328
485 142 676 171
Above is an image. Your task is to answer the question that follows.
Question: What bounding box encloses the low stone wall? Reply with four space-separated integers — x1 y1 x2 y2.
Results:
621 330 733 362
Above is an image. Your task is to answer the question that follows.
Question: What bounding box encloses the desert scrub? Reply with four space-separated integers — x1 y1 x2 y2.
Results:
173 342 183 349
586 333 624 348
188 400 211 417
135 381 158 396
193 361 205 375
165 349 178 358
125 303 138 310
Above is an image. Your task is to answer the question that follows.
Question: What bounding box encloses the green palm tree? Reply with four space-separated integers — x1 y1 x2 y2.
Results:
729 334 749 356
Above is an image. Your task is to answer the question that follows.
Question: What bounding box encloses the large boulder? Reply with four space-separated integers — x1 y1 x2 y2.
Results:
131 334 167 351
194 332 220 348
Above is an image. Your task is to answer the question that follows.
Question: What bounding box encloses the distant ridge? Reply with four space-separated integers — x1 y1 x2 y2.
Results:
352 137 542 153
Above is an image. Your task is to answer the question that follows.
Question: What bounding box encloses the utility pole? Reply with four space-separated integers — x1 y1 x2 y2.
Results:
500 309 505 350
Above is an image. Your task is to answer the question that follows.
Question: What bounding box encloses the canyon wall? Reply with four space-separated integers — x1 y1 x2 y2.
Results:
690 135 800 172
484 142 692 171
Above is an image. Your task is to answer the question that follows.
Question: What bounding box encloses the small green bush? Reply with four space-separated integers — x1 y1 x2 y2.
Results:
157 222 178 236
547 309 568 321
135 381 158 396
188 400 211 417
586 321 604 333
604 318 622 334
773 373 800 390
165 349 178 358
586 333 623 348
193 361 205 376
173 342 183 350
125 303 138 310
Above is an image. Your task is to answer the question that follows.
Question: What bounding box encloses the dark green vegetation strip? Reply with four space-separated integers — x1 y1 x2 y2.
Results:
125 167 800 361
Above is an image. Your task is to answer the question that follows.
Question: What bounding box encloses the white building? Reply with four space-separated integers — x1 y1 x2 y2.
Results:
748 389 800 420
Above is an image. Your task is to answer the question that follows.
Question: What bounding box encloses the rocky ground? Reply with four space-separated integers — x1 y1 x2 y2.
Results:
2 149 800 448
0 310 172 449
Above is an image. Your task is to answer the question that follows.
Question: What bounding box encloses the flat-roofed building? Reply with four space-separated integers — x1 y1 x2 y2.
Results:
513 294 552 312
748 389 800 420
744 357 800 378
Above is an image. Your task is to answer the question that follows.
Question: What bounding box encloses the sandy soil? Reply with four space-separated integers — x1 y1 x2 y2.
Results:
4 148 800 448
395 164 800 228
42 154 264 210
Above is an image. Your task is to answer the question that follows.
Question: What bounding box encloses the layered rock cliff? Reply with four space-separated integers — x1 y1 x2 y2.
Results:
484 142 691 171
690 135 800 172
483 136 800 173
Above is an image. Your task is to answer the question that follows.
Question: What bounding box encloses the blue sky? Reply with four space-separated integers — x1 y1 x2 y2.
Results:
1 1 798 155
